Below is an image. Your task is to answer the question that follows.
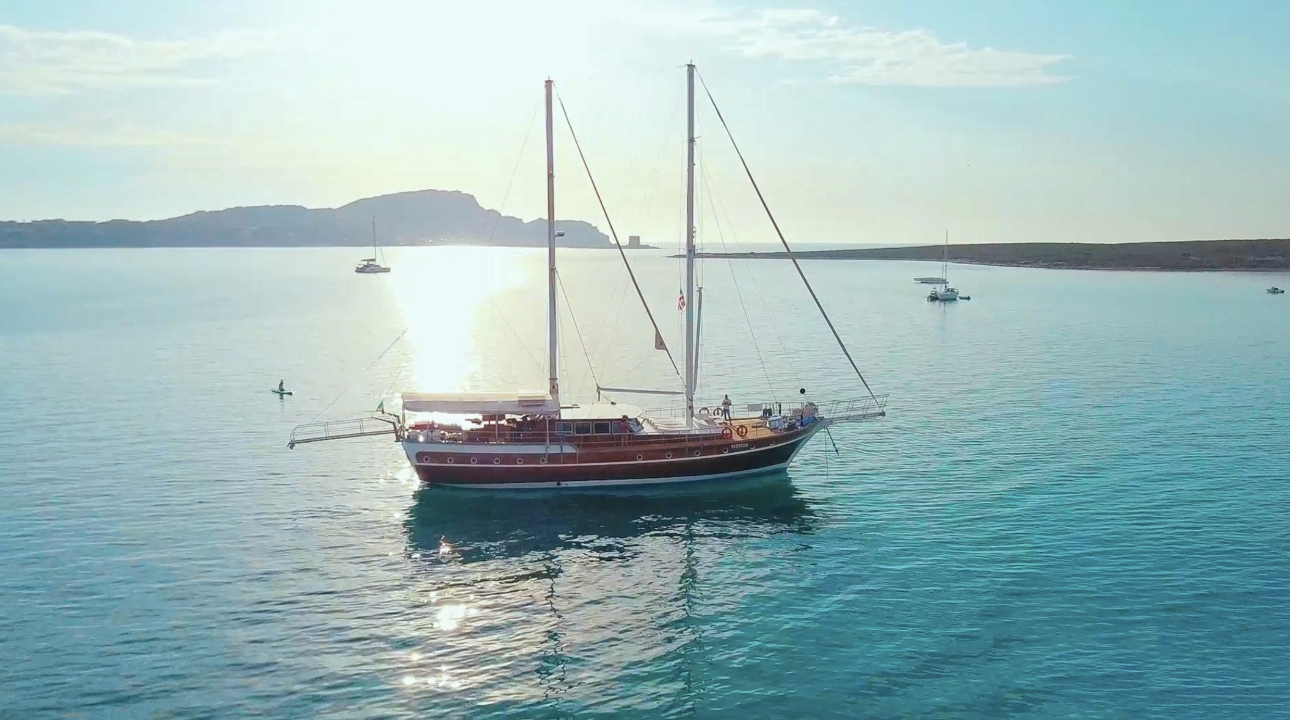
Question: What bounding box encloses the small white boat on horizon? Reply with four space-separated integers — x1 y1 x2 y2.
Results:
927 230 963 302
1269 286 1285 295
355 258 390 274
929 286 960 302
355 218 391 274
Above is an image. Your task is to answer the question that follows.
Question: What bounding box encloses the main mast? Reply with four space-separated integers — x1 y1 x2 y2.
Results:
684 63 697 426
942 230 949 287
545 78 560 404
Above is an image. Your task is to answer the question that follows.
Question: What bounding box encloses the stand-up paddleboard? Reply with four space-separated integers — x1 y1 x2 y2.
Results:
272 389 293 396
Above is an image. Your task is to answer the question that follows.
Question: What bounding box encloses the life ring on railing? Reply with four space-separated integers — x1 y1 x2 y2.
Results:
698 407 711 417
720 427 732 439
736 425 748 438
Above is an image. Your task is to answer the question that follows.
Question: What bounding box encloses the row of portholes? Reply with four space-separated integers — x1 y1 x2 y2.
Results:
442 456 550 465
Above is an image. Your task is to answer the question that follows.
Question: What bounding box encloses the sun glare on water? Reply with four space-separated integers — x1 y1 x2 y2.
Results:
389 247 544 394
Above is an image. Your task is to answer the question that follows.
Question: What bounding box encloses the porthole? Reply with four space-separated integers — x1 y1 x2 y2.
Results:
516 458 524 465
540 457 548 464
470 457 478 465
446 457 455 464
694 450 701 457
665 452 672 459
636 454 643 461
723 448 729 454
493 458 501 465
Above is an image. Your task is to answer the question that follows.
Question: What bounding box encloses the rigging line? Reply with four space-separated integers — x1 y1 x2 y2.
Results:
620 349 659 382
697 69 880 405
632 136 673 226
595 277 630 381
482 99 541 244
705 156 802 390
700 161 777 402
556 270 600 392
469 101 545 376
478 284 543 372
378 347 412 402
308 328 408 424
554 89 682 379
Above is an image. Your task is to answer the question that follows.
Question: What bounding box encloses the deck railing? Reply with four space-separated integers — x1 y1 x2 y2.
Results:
642 395 888 424
288 416 398 449
397 395 888 448
817 395 889 424
288 396 887 450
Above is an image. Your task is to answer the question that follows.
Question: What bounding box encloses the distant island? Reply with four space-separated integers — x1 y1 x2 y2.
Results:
684 239 1290 271
0 190 617 249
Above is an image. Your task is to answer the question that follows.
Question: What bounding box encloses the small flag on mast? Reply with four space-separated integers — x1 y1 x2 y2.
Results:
678 290 686 312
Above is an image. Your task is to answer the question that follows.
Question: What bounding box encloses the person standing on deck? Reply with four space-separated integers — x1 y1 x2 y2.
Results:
721 395 732 422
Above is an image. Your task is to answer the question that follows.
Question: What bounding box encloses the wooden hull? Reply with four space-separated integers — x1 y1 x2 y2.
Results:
402 423 821 489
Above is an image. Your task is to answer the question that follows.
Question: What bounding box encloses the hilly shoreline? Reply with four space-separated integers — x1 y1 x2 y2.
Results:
0 189 613 249
684 239 1290 271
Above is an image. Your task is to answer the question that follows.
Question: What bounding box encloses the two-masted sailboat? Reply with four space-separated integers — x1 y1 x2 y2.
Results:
290 66 886 489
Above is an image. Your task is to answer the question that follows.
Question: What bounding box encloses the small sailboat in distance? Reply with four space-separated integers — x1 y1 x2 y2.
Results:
927 230 961 302
355 218 391 274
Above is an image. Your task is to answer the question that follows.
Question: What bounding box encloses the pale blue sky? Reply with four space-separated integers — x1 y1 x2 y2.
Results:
1 0 1287 245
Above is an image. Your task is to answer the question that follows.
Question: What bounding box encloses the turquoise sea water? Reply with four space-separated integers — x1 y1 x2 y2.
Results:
2 247 1288 719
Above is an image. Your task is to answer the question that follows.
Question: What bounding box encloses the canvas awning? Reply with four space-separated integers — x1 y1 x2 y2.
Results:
400 391 558 415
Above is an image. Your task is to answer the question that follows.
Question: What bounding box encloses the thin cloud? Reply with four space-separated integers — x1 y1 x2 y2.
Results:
699 8 1070 87
0 24 274 95
0 122 221 148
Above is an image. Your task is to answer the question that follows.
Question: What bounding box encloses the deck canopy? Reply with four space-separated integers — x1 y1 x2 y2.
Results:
400 392 558 415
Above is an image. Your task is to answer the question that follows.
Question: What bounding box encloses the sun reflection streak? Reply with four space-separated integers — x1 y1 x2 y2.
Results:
435 604 477 631
401 651 466 693
390 247 540 394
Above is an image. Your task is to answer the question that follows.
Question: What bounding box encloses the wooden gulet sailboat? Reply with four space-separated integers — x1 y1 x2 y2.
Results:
289 67 886 489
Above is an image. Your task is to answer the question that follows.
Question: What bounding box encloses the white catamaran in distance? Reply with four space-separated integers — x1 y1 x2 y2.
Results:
927 230 961 302
290 66 887 488
355 218 391 274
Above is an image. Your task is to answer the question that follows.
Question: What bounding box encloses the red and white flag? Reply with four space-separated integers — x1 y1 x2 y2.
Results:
678 290 686 311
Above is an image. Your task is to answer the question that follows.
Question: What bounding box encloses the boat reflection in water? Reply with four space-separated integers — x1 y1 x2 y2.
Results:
405 472 817 562
398 473 817 711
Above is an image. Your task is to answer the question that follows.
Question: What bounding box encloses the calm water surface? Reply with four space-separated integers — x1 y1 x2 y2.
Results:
1 248 1288 719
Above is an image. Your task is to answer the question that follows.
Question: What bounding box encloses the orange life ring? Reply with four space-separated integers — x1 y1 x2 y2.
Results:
736 425 748 438
720 427 732 439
